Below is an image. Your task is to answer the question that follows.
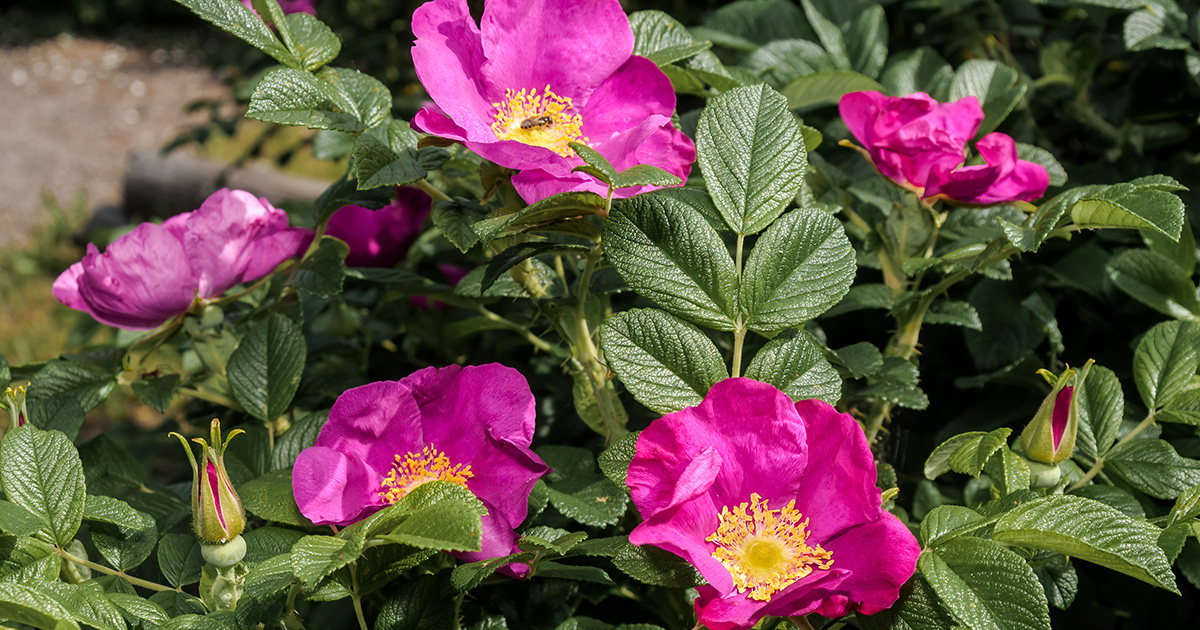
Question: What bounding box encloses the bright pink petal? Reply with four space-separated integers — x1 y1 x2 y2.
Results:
924 132 1049 203
315 380 426 479
240 227 313 282
292 446 385 526
411 0 497 140
695 569 850 630
52 261 87 311
479 0 634 103
808 515 920 617
579 56 675 152
791 399 883 542
327 186 432 268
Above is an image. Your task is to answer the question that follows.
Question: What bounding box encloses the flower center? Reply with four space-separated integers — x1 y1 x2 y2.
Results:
491 85 585 157
378 445 473 504
706 493 833 602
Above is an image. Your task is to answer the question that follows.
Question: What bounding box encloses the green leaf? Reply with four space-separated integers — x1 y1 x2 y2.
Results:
984 447 1031 496
41 582 125 630
375 574 454 630
992 494 1178 592
604 194 738 330
170 0 298 68
248 66 390 133
1104 438 1200 500
107 593 170 628
1168 483 1200 526
519 527 589 556
481 243 590 292
313 173 393 224
240 469 314 527
949 60 1027 137
1133 321 1200 409
451 552 533 592
1070 181 1186 241
926 433 988 480
228 313 307 422
0 499 47 537
539 447 629 527
834 342 884 379
1144 217 1196 276
290 236 348 298
0 535 59 582
1106 250 1199 321
599 309 729 415
880 46 954 101
284 12 340 71
158 532 203 588
131 372 180 414
1016 144 1067 188
781 70 885 111
23 396 85 442
611 541 703 588
0 354 10 390
919 537 1051 630
696 83 807 235
856 575 955 630
0 426 86 546
495 192 606 239
920 505 985 547
924 300 983 330
379 499 484 552
799 0 887 78
535 562 614 585
1032 553 1078 611
0 582 81 630
431 200 488 253
291 535 360 590
744 329 840 404
741 207 855 331
241 553 295 607
91 508 157 571
1074 365 1123 460
27 358 116 413
598 431 639 491
824 283 894 317
271 410 327 471
856 357 930 410
350 130 426 191
947 428 1012 478
84 494 144 530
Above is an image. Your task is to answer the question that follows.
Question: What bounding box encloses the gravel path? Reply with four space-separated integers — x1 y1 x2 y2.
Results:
0 35 230 246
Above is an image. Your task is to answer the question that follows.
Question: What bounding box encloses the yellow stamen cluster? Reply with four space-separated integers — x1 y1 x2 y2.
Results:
379 445 473 504
491 85 585 156
707 493 833 602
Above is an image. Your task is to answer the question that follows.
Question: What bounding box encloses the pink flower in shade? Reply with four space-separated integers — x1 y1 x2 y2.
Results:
292 364 550 572
410 264 471 311
325 186 433 268
53 189 313 331
839 91 1048 204
627 379 919 630
410 0 695 203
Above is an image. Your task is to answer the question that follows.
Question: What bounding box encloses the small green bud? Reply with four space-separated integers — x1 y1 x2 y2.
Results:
202 535 247 568
3 385 29 430
171 419 247 544
1019 360 1093 465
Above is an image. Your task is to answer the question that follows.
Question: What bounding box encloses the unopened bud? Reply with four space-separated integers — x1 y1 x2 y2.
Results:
171 419 247 544
3 385 28 429
1019 360 1093 465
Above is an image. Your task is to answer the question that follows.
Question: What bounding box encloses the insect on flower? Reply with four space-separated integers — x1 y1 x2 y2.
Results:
519 115 555 130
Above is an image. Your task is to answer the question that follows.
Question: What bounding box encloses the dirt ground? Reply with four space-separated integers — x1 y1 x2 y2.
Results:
0 35 230 246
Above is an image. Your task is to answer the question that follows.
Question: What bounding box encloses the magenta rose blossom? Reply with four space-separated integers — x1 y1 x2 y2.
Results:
410 0 695 203
326 186 432 268
839 91 1048 204
53 189 313 330
627 379 919 630
292 364 550 572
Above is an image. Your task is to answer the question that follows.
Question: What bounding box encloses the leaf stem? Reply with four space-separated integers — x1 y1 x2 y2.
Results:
1068 410 1157 491
350 562 369 630
55 547 176 592
731 233 748 378
178 387 241 410
475 305 560 355
416 178 452 203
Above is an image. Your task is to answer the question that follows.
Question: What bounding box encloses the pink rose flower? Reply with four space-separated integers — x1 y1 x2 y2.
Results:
53 189 313 330
325 186 432 268
627 378 920 629
410 0 695 203
292 364 550 572
839 91 1048 204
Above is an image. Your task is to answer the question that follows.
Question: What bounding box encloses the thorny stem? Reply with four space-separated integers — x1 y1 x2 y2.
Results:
281 583 308 630
731 234 748 378
575 246 625 443
1068 410 1158 491
56 547 176 592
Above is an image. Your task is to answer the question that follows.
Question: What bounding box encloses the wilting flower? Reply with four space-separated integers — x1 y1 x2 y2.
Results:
839 91 1048 204
292 364 550 569
1020 360 1092 465
325 186 432 268
410 0 695 203
53 189 313 330
172 419 247 545
628 379 919 629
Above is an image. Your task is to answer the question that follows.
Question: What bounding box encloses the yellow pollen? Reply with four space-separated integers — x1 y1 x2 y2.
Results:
707 493 833 602
491 85 586 157
378 445 473 504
